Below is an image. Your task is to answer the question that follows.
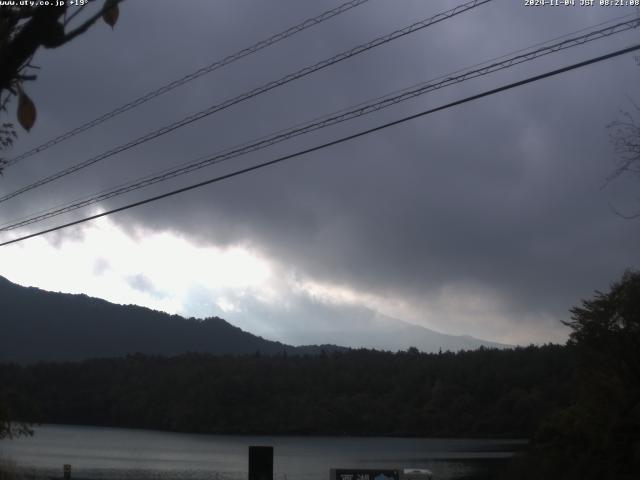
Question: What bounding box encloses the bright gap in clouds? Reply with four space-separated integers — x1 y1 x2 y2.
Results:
0 215 567 347
0 216 274 318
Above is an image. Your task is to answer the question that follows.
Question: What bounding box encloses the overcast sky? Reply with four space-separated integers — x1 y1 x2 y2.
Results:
0 0 639 347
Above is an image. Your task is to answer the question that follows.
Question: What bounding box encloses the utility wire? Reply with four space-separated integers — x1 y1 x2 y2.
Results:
0 0 492 204
2 42 638 247
2 16 637 233
3 0 372 168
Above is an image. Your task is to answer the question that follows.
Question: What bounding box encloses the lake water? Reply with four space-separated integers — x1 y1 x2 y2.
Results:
0 425 525 480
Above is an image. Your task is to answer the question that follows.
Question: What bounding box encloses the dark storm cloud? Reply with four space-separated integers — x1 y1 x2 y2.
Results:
2 0 640 341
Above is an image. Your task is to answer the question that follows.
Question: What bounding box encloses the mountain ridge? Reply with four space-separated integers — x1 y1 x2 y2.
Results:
0 275 506 363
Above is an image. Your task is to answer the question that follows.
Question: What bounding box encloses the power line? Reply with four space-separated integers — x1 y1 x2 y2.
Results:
0 0 492 204
2 15 636 231
2 42 638 248
3 0 372 168
2 16 637 233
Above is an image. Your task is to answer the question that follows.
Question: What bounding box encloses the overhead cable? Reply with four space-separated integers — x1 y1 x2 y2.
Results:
0 0 492 203
2 42 638 247
2 15 637 232
3 0 372 167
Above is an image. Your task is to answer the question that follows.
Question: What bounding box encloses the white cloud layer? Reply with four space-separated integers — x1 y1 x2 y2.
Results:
0 216 568 347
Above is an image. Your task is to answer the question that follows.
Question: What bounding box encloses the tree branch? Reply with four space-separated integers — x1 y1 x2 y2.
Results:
58 0 125 45
608 202 640 220
63 3 88 27
0 6 67 90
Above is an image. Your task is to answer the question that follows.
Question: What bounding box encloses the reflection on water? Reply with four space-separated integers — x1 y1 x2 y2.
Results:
0 425 525 480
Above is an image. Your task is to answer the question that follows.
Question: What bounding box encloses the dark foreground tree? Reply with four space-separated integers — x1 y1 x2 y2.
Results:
608 104 640 218
503 270 640 480
566 269 640 381
0 0 123 173
606 57 640 218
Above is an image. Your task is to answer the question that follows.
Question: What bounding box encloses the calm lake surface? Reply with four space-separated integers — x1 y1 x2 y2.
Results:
0 425 526 480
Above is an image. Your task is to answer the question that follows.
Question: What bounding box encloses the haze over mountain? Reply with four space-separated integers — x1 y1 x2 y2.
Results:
0 276 505 363
288 307 509 352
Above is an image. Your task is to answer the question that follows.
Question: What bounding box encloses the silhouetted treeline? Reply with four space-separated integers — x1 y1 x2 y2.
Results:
0 345 575 438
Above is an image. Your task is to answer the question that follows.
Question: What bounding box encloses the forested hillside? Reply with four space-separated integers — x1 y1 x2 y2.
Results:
0 276 342 362
0 276 505 362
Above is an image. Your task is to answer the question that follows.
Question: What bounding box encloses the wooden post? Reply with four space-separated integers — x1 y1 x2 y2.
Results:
248 446 273 480
63 464 71 480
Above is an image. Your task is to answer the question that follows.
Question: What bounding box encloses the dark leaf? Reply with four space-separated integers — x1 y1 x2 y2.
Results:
17 90 36 132
102 3 119 29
